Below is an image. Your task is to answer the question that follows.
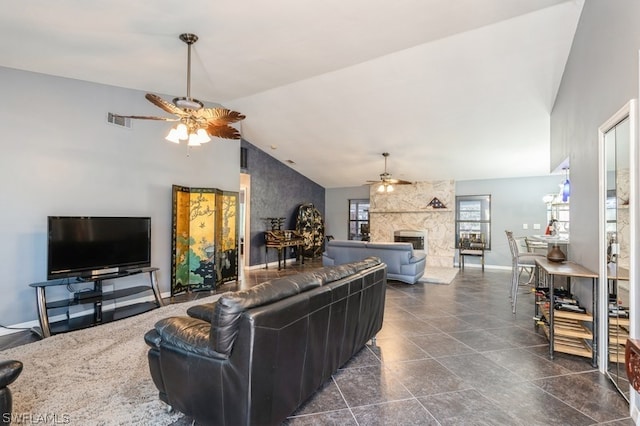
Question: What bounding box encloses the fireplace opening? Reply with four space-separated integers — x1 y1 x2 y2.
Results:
394 230 425 250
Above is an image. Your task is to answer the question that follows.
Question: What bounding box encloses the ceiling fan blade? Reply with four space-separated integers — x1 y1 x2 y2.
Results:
145 93 186 116
386 178 413 185
112 114 178 121
206 123 242 139
195 108 246 125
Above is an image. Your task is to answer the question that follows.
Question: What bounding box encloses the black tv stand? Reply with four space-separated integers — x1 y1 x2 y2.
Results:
74 289 102 301
29 267 163 338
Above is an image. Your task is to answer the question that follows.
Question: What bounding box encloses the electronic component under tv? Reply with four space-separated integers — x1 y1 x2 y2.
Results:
47 216 151 280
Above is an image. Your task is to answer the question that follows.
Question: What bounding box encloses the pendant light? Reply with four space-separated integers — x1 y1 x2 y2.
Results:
562 168 570 202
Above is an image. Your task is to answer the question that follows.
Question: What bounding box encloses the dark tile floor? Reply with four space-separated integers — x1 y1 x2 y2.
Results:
0 260 633 425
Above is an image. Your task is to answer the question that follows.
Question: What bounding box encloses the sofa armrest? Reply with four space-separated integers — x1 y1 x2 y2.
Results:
0 360 22 388
187 302 217 322
400 252 427 277
149 316 228 360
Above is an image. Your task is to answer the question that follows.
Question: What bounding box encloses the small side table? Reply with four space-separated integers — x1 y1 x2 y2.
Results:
264 230 305 270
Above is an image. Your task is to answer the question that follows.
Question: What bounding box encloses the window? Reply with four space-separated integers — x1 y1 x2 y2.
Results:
455 195 491 250
349 199 370 240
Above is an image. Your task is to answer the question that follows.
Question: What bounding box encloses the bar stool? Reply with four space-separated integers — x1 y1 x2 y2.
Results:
505 230 545 313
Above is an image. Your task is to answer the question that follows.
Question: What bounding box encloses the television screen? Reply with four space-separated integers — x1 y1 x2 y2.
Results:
47 216 151 280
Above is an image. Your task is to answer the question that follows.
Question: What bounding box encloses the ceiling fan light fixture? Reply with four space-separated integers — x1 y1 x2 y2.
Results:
196 128 211 144
377 183 394 193
176 123 189 140
165 128 181 143
187 133 202 147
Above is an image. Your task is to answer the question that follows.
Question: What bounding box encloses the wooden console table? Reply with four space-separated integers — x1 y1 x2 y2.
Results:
534 258 598 367
264 230 305 270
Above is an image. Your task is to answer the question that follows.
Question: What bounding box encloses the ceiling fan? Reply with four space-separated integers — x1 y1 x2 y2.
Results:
114 33 245 146
366 152 412 193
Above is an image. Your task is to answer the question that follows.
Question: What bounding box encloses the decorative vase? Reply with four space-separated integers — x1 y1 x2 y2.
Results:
547 244 566 262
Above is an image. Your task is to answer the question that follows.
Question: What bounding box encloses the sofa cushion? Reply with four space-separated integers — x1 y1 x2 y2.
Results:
210 272 323 355
312 256 381 284
365 242 414 252
188 270 324 323
323 240 425 284
325 240 367 248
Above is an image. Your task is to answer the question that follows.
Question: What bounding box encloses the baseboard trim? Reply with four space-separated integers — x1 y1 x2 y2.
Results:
453 263 511 271
0 319 39 336
245 258 302 271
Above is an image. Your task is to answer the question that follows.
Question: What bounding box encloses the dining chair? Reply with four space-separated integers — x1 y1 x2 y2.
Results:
458 232 485 271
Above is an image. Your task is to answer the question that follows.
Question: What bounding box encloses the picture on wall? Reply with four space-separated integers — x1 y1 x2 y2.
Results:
171 185 239 295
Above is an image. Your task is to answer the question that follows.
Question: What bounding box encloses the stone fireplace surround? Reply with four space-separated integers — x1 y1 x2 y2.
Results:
369 180 455 268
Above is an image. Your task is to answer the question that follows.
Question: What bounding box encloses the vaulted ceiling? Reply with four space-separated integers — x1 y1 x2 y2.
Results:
0 0 584 188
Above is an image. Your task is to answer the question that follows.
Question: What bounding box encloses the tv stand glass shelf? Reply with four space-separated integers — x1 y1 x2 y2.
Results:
29 267 163 338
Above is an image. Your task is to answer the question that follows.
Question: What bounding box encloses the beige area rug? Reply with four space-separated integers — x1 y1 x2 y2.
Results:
0 294 221 425
419 266 460 285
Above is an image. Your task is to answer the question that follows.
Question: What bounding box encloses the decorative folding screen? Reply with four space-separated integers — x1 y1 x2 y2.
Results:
171 185 239 295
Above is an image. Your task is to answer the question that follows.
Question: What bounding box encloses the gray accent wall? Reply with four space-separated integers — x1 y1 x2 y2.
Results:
0 66 240 329
549 3 640 401
241 140 325 267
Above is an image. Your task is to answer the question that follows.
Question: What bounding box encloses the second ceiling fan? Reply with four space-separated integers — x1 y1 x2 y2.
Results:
366 152 412 193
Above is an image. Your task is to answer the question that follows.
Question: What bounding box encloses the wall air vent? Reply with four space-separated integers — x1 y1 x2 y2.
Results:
107 112 132 129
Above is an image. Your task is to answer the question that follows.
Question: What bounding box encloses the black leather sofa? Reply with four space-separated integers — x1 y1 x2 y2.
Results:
0 360 23 425
144 257 386 426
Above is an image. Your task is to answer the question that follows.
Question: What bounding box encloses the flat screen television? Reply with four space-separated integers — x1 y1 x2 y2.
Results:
47 216 151 280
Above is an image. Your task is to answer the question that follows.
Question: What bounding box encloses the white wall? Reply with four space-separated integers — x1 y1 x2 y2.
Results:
0 67 240 327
